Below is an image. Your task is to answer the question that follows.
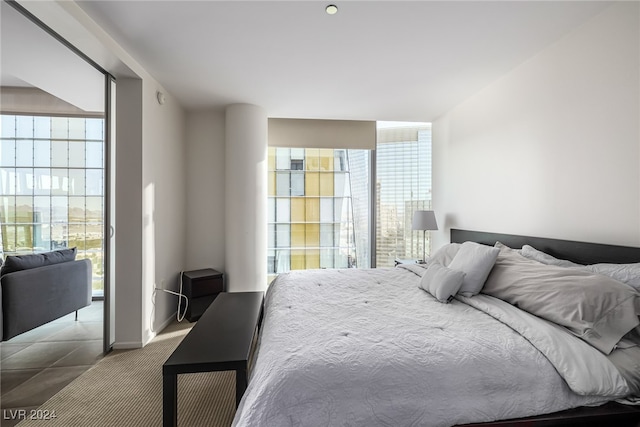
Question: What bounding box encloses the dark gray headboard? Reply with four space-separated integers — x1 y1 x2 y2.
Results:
450 229 640 265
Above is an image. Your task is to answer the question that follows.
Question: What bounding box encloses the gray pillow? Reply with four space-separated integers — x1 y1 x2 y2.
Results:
0 247 77 276
483 245 640 354
521 244 581 268
448 242 499 297
521 244 640 291
427 243 461 268
419 264 466 303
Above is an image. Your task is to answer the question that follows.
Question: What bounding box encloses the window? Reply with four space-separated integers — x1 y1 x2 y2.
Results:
0 114 105 296
266 121 431 279
376 122 432 267
267 147 370 281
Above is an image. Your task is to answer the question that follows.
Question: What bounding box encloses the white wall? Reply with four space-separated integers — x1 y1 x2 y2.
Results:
432 2 639 249
141 83 186 345
185 110 226 274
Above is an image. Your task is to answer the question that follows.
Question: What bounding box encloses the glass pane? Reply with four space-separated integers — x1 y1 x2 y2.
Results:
69 169 85 196
1 115 16 138
34 117 51 139
305 148 320 171
319 172 334 196
290 172 304 196
68 223 85 249
0 168 16 195
276 224 290 247
51 168 68 195
34 168 51 195
268 171 275 196
33 196 51 223
84 224 102 249
320 224 334 247
268 147 275 171
335 250 348 268
291 148 304 160
51 196 68 222
51 140 68 167
320 248 334 269
86 141 103 168
51 223 68 249
306 223 319 247
51 117 68 139
305 198 319 222
275 198 290 223
334 197 345 221
305 172 319 196
15 168 33 195
34 223 51 251
268 224 275 248
34 140 51 167
319 149 333 171
290 249 304 270
305 249 320 269
334 172 346 195
86 169 103 195
334 150 346 171
69 197 85 222
85 197 103 222
320 198 333 223
68 118 86 140
69 141 85 167
86 118 103 140
276 172 290 196
275 147 290 170
15 140 33 167
15 196 33 223
2 225 16 252
16 116 33 138
291 224 305 247
291 197 305 223
0 140 15 166
275 249 290 273
0 196 14 223
267 249 276 274
267 197 275 222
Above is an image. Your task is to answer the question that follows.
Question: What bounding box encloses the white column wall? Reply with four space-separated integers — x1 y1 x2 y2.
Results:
225 104 268 292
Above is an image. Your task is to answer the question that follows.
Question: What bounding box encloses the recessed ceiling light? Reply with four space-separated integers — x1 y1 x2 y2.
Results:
326 4 338 15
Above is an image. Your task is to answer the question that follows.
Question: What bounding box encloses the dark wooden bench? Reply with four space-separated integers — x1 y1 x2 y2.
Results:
162 291 264 427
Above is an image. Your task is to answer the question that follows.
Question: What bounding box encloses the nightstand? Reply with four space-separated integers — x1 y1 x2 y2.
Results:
182 269 224 322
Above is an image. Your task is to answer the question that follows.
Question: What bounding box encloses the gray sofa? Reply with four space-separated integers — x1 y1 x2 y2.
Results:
0 248 92 341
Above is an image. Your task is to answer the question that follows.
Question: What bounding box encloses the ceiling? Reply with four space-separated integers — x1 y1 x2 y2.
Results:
1 1 105 113
76 1 610 121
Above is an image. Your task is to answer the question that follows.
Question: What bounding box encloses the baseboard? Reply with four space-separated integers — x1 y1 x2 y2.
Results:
141 311 179 347
112 341 143 350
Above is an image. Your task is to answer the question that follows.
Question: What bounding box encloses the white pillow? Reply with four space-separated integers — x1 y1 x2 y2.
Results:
448 242 500 296
419 264 466 303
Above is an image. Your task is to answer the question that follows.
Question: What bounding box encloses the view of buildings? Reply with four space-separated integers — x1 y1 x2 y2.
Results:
0 114 105 295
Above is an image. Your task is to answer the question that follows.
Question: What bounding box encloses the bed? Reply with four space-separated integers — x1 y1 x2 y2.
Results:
232 229 640 426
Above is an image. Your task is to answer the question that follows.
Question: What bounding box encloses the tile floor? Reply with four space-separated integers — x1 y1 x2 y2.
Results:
0 301 103 427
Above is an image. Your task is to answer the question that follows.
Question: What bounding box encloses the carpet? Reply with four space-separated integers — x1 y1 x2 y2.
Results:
17 321 236 427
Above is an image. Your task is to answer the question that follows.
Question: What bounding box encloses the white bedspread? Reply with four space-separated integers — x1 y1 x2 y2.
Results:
232 267 630 427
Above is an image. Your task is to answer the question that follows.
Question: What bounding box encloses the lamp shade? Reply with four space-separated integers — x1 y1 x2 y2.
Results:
412 210 438 231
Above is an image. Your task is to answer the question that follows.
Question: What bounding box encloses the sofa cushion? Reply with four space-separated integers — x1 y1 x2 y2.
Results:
0 248 77 276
